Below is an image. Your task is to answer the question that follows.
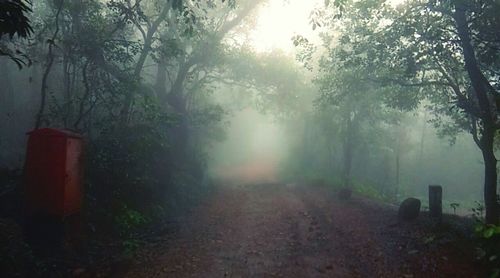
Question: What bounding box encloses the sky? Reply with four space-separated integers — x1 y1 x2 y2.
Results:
249 0 323 53
248 0 406 53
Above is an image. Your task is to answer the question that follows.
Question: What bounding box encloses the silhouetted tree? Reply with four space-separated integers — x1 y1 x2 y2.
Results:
0 0 33 67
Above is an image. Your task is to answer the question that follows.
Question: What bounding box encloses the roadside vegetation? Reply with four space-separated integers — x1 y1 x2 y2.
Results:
1 0 499 276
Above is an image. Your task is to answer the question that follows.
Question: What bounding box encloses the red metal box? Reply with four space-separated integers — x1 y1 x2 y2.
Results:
24 128 84 217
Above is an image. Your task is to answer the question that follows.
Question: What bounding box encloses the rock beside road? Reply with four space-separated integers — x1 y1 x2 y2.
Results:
398 197 421 221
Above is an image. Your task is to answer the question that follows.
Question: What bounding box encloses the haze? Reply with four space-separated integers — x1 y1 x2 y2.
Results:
0 0 498 277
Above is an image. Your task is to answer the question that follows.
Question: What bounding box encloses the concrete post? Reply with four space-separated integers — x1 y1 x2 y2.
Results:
429 185 442 219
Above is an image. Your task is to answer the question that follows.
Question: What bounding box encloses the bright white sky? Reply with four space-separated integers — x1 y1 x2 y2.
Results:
249 0 405 53
249 0 322 53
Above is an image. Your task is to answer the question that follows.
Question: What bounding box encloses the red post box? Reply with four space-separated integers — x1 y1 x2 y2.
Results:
24 128 84 218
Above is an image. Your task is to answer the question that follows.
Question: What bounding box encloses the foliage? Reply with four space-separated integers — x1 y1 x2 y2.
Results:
353 181 391 203
471 201 486 220
307 0 500 223
114 203 149 256
11 0 270 238
474 221 500 277
0 0 33 67
314 50 405 191
450 202 460 215
114 204 150 237
87 121 171 207
471 200 499 274
475 223 500 240
0 0 33 39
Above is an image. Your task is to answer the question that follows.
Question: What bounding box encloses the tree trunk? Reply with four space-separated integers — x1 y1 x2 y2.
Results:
342 115 354 188
155 56 168 105
454 2 499 224
481 126 499 224
418 113 427 163
395 146 400 200
168 93 189 157
119 5 171 124
343 139 352 187
166 62 191 160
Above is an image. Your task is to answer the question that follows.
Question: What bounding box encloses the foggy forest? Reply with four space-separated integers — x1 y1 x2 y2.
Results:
1 0 500 277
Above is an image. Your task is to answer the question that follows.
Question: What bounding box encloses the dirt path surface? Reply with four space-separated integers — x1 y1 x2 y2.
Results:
125 183 480 278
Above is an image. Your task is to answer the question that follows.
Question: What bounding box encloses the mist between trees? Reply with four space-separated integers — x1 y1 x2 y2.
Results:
0 0 498 225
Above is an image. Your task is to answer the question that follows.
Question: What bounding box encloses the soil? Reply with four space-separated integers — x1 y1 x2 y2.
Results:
120 183 482 278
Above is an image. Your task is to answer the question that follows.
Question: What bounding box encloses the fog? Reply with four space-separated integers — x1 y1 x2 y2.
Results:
0 0 492 210
1 0 499 276
0 0 496 213
209 108 288 184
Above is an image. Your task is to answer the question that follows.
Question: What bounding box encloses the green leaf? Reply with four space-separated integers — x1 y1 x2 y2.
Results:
483 227 495 239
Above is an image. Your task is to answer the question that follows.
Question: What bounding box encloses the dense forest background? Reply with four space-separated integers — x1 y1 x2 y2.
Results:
0 0 499 240
1 0 500 275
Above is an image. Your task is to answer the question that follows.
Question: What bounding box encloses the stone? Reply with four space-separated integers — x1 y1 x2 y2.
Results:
398 197 421 221
338 187 352 200
428 185 442 219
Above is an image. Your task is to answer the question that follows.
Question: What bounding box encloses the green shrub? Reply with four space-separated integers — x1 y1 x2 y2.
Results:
473 205 500 277
114 204 150 237
353 181 389 202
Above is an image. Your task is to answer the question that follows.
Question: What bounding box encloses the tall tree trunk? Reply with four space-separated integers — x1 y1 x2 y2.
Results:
166 62 191 161
395 145 400 200
342 114 354 188
155 56 168 105
395 125 405 200
418 112 427 164
119 5 171 123
481 125 498 224
418 112 427 187
454 2 499 224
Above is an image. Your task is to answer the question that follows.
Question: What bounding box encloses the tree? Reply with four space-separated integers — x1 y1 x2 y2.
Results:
151 0 264 158
0 0 33 67
316 0 500 223
0 0 32 39
450 0 500 224
315 62 403 189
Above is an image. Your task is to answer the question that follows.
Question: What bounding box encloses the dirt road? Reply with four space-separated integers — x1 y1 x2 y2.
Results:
124 183 479 278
